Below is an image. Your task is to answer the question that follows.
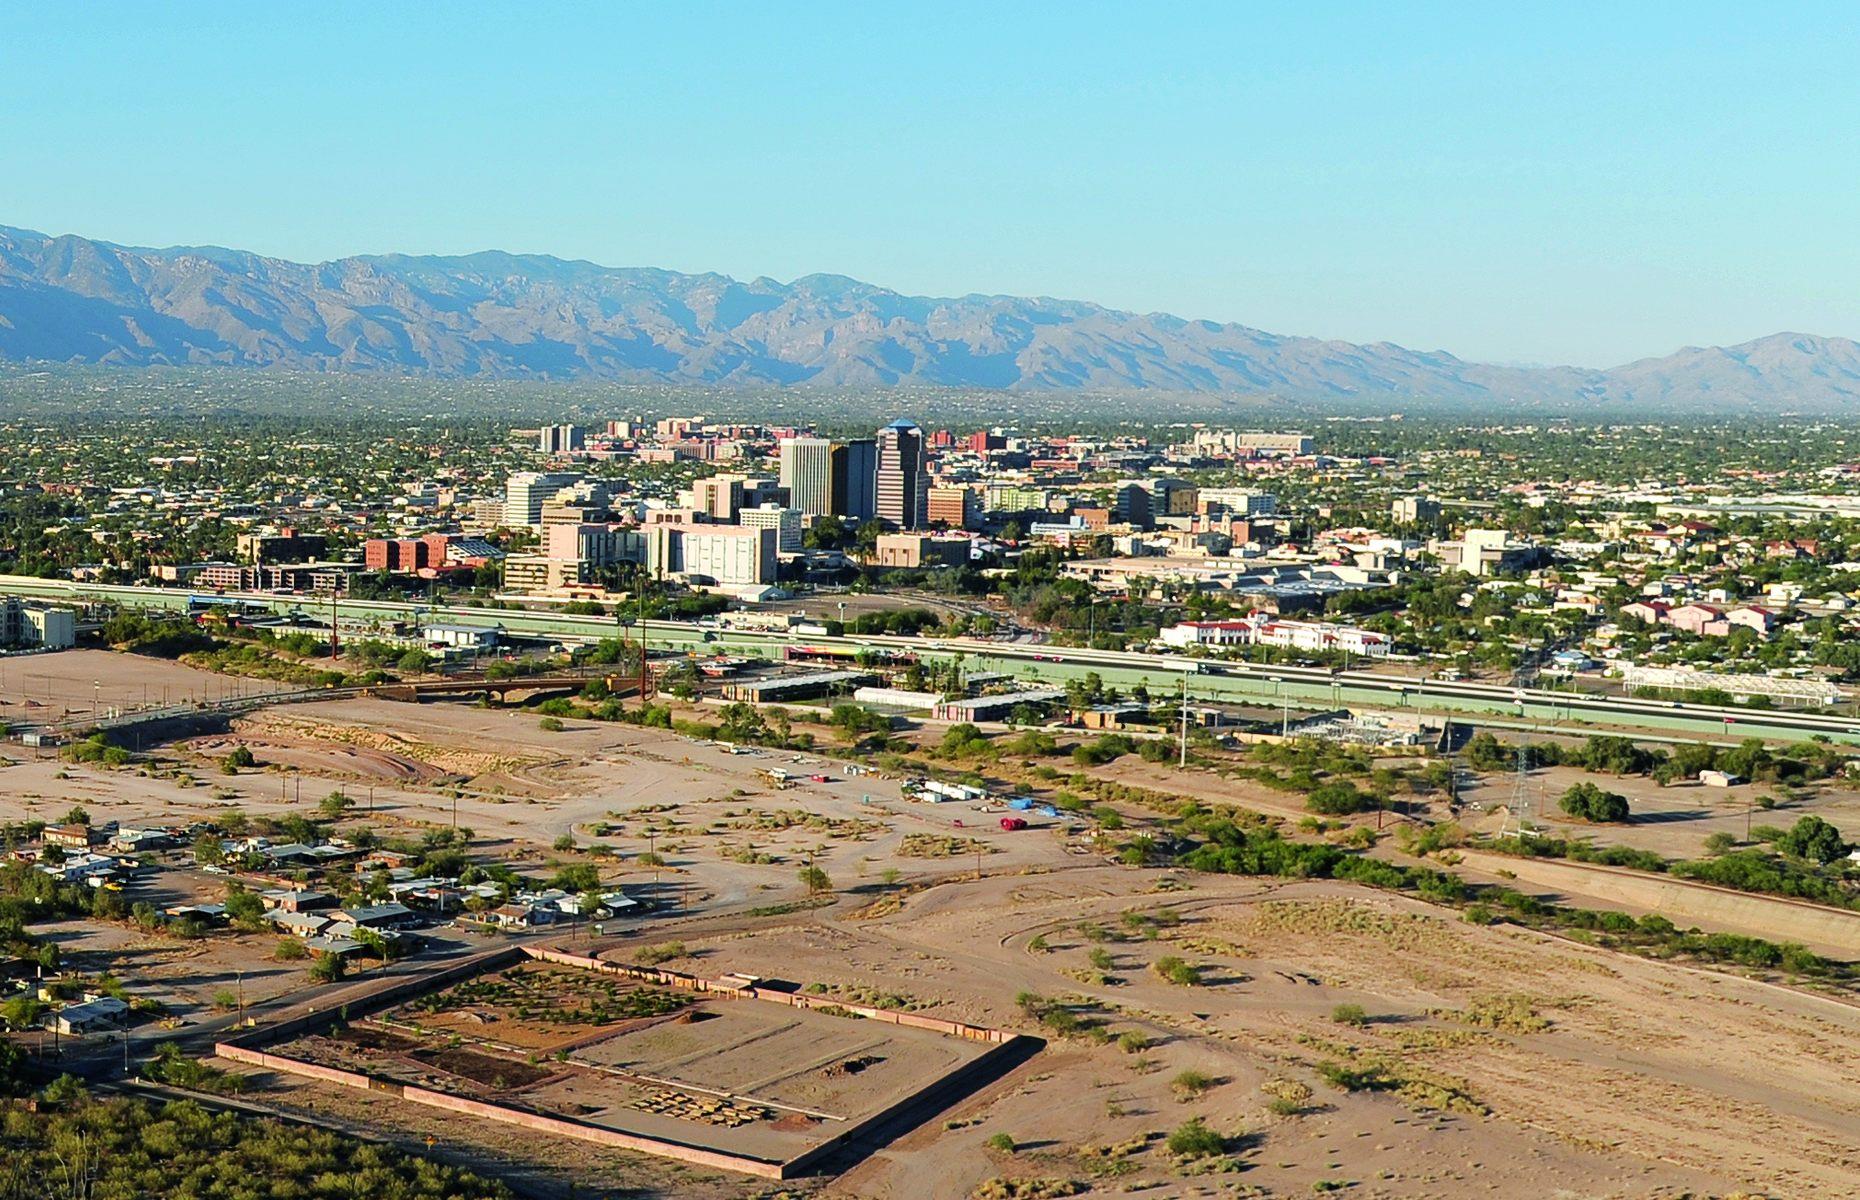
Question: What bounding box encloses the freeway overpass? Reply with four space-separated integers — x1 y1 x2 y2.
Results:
7 574 1860 747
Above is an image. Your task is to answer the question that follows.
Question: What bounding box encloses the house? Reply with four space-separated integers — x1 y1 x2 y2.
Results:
163 903 229 924
1618 600 1670 626
1726 605 1777 636
50 995 130 1035
477 902 558 930
262 842 354 867
261 888 336 913
268 911 333 938
385 877 465 912
38 852 124 885
1552 590 1605 616
337 902 417 929
301 934 364 958
359 850 420 872
42 824 98 851
1668 604 1729 637
1077 703 1151 731
111 827 177 854
563 890 639 918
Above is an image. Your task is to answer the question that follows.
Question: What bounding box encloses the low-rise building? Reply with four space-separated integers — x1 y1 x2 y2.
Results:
1157 615 1391 658
0 597 77 650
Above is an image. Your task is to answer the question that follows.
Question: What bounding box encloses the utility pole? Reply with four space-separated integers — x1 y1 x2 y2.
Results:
1178 670 1189 767
637 574 652 699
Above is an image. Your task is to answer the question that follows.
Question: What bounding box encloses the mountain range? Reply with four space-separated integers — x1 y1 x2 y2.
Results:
3 224 1859 409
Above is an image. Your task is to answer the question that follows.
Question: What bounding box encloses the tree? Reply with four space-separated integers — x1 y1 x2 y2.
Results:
193 831 226 866
62 805 90 828
0 994 44 1030
803 513 846 550
1306 781 1376 816
553 863 602 893
941 723 991 756
798 865 831 896
1775 815 1851 865
318 791 353 819
1558 781 1630 823
308 952 348 983
223 887 266 930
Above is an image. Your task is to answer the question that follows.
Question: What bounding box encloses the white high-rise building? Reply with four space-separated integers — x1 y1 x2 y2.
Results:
504 471 584 529
779 437 836 516
739 504 804 553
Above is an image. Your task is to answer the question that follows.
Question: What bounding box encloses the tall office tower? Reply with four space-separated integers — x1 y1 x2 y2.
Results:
874 420 928 530
778 436 836 516
538 424 583 453
504 471 584 528
833 438 878 520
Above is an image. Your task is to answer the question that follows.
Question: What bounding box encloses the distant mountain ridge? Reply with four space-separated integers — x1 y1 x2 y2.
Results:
3 224 1859 409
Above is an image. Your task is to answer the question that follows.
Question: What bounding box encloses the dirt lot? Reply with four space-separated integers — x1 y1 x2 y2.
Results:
693 869 1860 1199
0 647 285 723
8 665 1860 1197
1465 762 1860 856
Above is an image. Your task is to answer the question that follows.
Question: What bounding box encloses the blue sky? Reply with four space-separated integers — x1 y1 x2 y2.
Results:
3 2 1857 367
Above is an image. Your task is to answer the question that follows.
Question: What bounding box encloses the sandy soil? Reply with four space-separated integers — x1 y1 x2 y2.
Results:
9 681 1860 1198
1469 762 1860 857
0 647 286 722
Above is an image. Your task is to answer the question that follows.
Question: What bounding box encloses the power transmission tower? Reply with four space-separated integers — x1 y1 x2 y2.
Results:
1502 743 1536 838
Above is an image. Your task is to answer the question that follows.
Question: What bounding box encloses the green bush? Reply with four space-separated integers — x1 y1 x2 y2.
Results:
1330 1002 1367 1026
1166 1116 1226 1158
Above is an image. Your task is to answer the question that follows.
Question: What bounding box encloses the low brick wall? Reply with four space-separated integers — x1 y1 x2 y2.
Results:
402 1084 785 1178
215 1038 784 1178
222 946 528 1053
216 1044 373 1092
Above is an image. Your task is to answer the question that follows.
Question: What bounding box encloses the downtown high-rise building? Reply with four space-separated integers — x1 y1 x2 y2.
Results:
504 470 585 528
538 424 583 454
780 435 878 521
875 419 928 530
778 436 836 516
832 438 878 521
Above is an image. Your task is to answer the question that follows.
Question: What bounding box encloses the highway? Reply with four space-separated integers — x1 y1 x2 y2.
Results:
6 573 1859 746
